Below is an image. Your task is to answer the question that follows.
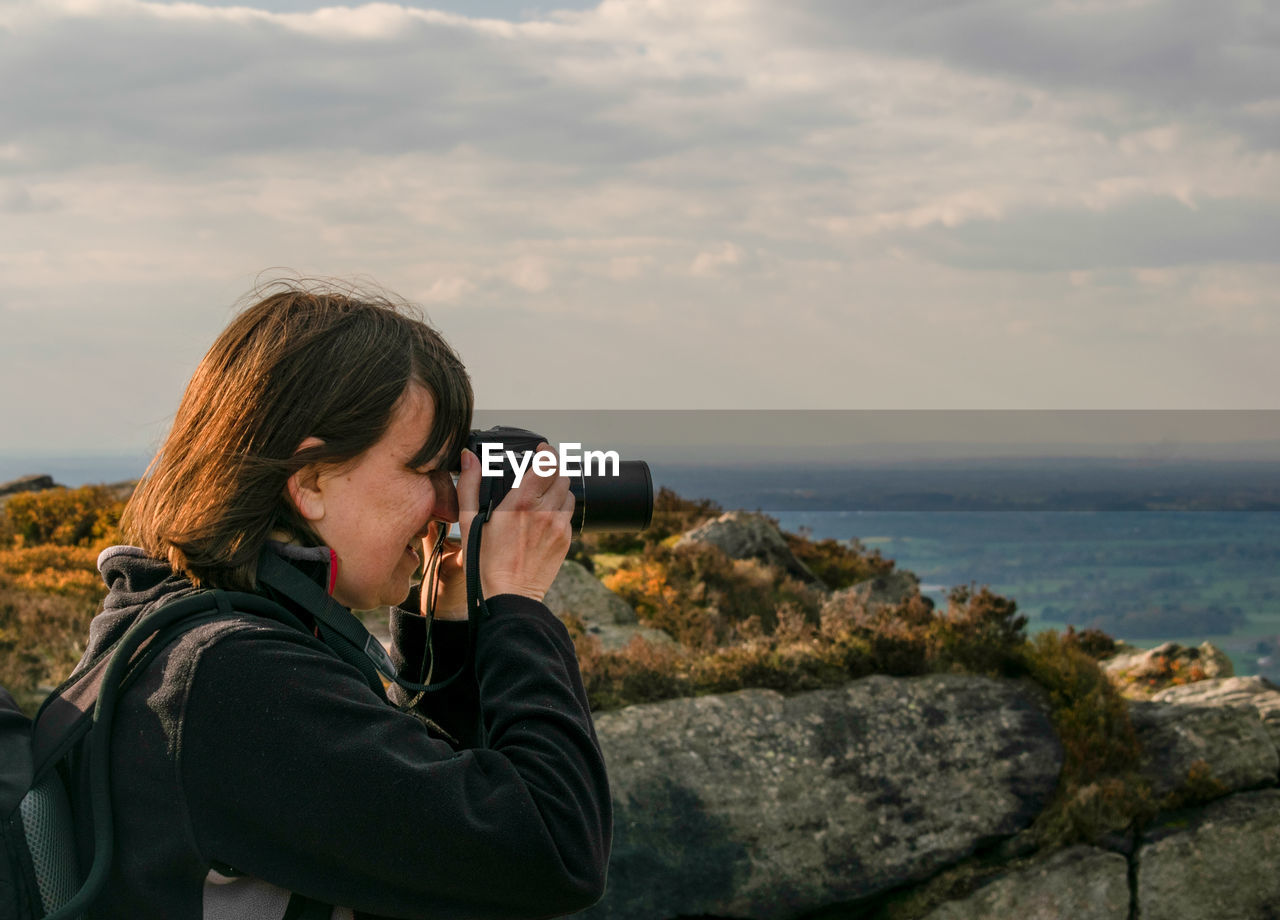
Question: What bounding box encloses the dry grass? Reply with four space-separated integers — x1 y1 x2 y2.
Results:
0 588 97 712
0 488 119 713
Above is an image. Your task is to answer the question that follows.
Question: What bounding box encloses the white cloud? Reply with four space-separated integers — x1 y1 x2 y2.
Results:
501 255 553 292
689 242 742 277
0 0 1278 453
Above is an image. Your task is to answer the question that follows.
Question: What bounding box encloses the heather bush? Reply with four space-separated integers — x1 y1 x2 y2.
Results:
1018 629 1150 845
1060 625 1118 660
3 485 124 548
0 546 105 713
0 588 97 713
783 532 894 590
0 545 105 602
0 487 120 713
574 632 692 712
603 541 826 649
583 580 1038 712
928 585 1028 676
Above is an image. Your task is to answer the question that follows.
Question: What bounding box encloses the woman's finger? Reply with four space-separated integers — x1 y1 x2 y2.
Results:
455 448 480 541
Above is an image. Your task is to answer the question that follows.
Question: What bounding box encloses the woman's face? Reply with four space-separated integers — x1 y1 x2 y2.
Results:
298 384 458 610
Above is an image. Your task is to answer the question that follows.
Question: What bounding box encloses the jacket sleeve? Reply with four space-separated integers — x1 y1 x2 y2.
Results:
179 595 612 920
387 607 482 749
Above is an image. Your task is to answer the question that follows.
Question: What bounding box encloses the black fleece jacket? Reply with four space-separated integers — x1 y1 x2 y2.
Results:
74 544 611 920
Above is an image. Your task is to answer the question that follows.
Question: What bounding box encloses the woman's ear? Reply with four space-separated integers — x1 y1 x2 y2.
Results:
286 437 327 523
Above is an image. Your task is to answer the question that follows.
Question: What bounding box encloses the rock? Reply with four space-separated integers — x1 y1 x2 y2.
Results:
1153 676 1280 752
677 512 823 586
920 846 1130 920
0 474 58 497
579 675 1062 920
1137 789 1280 920
578 626 675 655
1128 698 1278 800
1103 641 1233 697
545 560 639 627
544 561 674 651
578 622 677 653
822 570 923 620
1153 675 1280 708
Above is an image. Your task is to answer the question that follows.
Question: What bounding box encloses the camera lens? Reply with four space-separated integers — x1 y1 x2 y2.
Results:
569 461 653 533
464 426 653 534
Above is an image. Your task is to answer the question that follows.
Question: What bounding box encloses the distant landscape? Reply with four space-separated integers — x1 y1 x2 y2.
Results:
658 460 1280 680
6 453 1280 679
656 458 1280 512
774 511 1280 677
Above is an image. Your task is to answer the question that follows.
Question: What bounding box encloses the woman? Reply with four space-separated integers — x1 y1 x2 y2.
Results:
78 283 610 918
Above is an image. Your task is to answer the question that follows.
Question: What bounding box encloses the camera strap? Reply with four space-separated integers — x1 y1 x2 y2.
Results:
399 475 498 714
255 552 470 701
255 469 507 706
464 472 500 623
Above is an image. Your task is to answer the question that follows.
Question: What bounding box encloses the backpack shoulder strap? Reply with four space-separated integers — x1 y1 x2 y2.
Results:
31 590 302 779
30 588 303 920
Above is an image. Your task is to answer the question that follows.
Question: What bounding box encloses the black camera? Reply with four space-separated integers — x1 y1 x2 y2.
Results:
464 426 653 533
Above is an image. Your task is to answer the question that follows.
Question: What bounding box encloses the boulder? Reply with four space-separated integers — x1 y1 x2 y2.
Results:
1153 676 1280 753
920 846 1130 920
677 512 823 586
1153 674 1280 708
0 474 57 497
544 561 673 651
1128 698 1278 800
1103 641 1233 697
545 561 638 627
579 675 1063 920
822 570 923 621
578 622 677 652
1137 789 1280 920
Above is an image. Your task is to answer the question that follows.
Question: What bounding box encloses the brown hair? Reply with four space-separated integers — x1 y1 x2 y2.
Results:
123 280 474 591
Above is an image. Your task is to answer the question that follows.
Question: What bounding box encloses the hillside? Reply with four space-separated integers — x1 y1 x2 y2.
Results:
0 477 1208 843
7 475 1274 917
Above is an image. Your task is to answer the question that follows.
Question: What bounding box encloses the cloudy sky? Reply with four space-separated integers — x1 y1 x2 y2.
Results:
1 0 1277 460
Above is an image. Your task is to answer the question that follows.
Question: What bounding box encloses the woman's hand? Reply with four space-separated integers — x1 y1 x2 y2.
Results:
450 443 573 604
418 520 468 621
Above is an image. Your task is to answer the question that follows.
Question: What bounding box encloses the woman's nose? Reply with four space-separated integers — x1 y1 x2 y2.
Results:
429 469 459 522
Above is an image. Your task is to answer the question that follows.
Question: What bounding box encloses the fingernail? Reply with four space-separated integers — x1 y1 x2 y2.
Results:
461 448 475 471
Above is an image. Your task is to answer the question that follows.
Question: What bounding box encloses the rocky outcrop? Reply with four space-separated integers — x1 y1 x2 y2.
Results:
1153 675 1280 751
1137 789 1280 920
582 675 1062 920
563 669 1280 920
1129 697 1278 799
544 561 674 651
822 569 923 620
1103 641 1234 697
677 512 823 586
920 846 1130 920
0 474 58 498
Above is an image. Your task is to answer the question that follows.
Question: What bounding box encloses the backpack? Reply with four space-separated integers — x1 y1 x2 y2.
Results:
0 589 331 920
0 534 492 920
